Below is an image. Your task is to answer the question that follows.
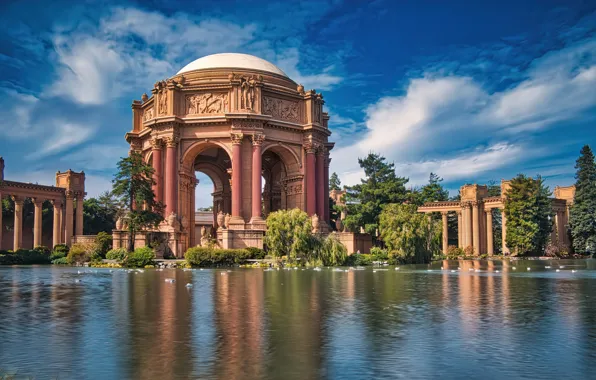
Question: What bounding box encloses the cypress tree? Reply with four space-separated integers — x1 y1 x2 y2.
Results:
504 174 553 255
570 145 596 255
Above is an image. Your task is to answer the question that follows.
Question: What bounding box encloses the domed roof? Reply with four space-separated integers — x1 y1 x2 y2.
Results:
176 53 288 77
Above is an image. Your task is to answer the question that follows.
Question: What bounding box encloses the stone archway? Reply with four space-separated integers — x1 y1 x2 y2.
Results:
262 143 303 211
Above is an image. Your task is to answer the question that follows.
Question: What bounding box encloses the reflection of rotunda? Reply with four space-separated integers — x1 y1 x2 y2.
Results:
115 53 334 256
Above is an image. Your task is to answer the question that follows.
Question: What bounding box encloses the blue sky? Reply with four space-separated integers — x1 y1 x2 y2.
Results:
0 0 595 207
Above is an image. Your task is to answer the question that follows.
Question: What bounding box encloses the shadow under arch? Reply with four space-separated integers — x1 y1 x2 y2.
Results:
261 142 301 176
181 140 233 172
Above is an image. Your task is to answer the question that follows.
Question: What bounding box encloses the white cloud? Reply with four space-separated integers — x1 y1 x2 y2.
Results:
332 36 596 188
60 143 129 170
27 123 96 159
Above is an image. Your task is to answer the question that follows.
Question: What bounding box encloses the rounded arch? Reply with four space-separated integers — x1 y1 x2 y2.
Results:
194 162 229 193
261 142 301 175
181 139 233 171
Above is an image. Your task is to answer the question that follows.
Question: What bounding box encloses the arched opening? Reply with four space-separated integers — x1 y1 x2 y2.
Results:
262 150 285 217
184 144 232 247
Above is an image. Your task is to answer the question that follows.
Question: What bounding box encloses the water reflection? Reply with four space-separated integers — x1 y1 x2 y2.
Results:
1 260 596 379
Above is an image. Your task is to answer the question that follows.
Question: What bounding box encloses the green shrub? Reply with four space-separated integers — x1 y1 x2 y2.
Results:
34 246 50 255
53 244 69 255
185 247 262 267
106 248 127 261
52 257 69 265
95 232 112 257
0 249 51 265
344 253 373 266
320 235 348 266
66 244 91 265
370 247 389 260
446 246 465 259
123 247 155 268
50 250 67 261
244 246 266 259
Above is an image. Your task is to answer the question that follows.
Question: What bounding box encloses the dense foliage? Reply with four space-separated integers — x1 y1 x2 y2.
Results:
343 153 409 235
185 247 265 267
112 152 164 251
330 172 342 191
67 243 92 265
379 203 440 263
122 247 155 268
106 248 127 261
504 174 553 256
0 248 51 265
94 232 112 258
83 192 121 235
570 145 596 255
264 209 312 261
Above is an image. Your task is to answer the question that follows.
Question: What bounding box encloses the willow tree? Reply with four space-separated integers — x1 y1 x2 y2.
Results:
504 174 553 255
112 152 164 252
570 145 596 255
264 208 312 262
379 203 440 264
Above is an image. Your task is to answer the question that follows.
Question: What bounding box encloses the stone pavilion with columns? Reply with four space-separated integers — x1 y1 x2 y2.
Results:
0 157 86 250
418 180 575 256
113 53 335 256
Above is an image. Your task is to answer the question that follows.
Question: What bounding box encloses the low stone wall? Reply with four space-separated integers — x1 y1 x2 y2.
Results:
72 235 97 245
335 232 373 254
218 229 265 249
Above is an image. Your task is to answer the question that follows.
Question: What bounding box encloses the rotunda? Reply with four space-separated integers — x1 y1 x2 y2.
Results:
116 53 334 256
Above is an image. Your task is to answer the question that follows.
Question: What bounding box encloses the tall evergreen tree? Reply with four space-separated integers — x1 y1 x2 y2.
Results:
570 145 596 254
343 153 409 235
504 174 553 255
112 152 164 252
329 172 342 191
418 172 449 204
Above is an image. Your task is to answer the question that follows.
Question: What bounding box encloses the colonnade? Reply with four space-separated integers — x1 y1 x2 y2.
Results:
0 191 83 251
149 133 331 228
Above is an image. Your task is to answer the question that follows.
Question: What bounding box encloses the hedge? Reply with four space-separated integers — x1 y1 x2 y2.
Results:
0 249 51 265
122 247 155 268
185 247 265 267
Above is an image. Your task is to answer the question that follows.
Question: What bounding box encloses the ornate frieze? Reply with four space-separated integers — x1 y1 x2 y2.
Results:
239 75 261 111
143 107 154 121
231 120 263 130
263 96 300 122
186 92 228 115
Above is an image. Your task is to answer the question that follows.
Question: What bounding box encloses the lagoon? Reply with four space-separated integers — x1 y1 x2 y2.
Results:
1 259 596 379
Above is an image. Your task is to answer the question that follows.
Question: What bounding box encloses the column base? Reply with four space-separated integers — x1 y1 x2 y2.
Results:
249 217 267 230
228 216 245 230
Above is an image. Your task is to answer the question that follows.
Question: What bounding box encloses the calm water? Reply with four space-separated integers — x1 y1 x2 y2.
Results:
1 260 596 379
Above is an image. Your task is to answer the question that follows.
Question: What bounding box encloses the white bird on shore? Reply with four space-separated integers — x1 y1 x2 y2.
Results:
527 267 531 271
560 266 565 269
545 266 551 269
186 283 193 288
556 269 561 273
395 267 400 271
572 270 577 273
512 266 516 270
496 270 500 273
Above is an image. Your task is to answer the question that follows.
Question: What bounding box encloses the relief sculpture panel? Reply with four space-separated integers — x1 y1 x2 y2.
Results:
187 93 229 115
263 96 300 122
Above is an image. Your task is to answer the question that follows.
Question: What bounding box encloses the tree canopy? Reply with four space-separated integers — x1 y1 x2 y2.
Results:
264 208 312 261
343 153 409 235
83 191 121 235
504 174 553 255
112 152 164 251
570 145 596 254
329 172 341 191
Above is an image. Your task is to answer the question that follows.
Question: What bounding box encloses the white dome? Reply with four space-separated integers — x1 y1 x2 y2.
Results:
176 53 288 77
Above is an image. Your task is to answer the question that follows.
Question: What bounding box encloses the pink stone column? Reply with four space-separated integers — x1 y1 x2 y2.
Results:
231 133 244 220
324 155 330 223
165 137 178 216
75 194 84 236
52 201 62 247
250 134 265 223
441 211 448 254
12 196 23 251
305 143 317 216
0 193 3 250
65 191 74 246
33 199 43 248
151 138 164 204
316 148 326 220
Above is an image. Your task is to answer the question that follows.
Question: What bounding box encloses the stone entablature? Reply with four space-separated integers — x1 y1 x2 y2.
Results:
0 158 86 250
418 179 576 256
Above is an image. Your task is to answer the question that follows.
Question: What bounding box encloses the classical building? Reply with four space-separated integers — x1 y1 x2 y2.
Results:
114 53 334 256
418 180 575 255
0 157 86 250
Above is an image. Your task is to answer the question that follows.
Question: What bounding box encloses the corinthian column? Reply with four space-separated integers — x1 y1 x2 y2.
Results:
304 141 317 216
250 133 265 224
486 209 493 256
32 199 43 248
472 201 480 255
502 209 508 254
324 155 331 223
151 138 164 204
316 147 326 221
12 196 23 251
441 211 448 254
164 137 178 216
231 133 244 222
75 193 84 236
465 203 473 249
457 210 462 248
65 191 74 245
52 200 63 247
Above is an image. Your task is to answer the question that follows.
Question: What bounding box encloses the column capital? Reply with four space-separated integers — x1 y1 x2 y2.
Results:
10 195 23 205
31 198 43 206
50 199 63 207
251 133 265 146
165 136 179 148
484 209 492 215
66 190 75 200
316 145 327 156
151 137 164 149
441 211 448 216
303 141 318 154
231 133 244 145
456 209 462 215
